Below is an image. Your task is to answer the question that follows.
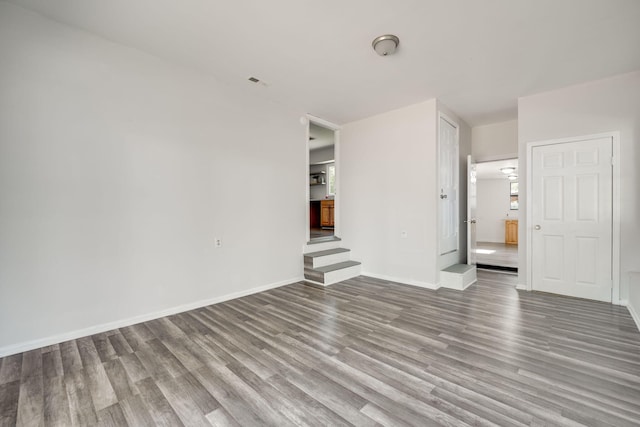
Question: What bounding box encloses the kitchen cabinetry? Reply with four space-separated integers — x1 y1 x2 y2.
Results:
505 219 518 245
321 200 334 228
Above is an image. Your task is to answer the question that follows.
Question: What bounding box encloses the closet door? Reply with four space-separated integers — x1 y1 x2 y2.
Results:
439 115 459 255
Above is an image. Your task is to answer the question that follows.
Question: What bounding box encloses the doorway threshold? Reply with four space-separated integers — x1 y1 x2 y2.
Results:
307 236 341 245
477 264 518 275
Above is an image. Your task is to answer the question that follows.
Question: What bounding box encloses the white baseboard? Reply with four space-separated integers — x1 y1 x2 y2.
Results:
362 271 439 290
516 284 526 290
462 278 478 290
439 278 478 291
302 278 326 287
623 300 640 332
0 276 302 358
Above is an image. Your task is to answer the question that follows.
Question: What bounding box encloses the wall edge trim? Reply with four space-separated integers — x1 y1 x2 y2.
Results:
623 300 640 333
0 276 303 358
361 271 440 290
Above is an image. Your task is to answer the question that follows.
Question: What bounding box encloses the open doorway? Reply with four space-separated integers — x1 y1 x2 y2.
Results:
474 158 518 273
308 122 336 240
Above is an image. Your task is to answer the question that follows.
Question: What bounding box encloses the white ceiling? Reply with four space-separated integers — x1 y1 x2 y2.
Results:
476 158 518 180
9 0 640 126
309 123 334 151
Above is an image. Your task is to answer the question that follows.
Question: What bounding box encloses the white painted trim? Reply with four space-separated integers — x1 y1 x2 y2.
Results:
437 111 461 260
0 276 302 358
306 114 341 131
303 278 327 287
333 129 341 238
475 156 518 166
304 118 311 244
440 278 478 291
304 239 341 253
516 284 526 290
468 156 521 270
362 271 440 290
612 134 621 303
474 153 519 163
464 279 477 289
525 132 621 303
622 300 640 332
526 141 533 293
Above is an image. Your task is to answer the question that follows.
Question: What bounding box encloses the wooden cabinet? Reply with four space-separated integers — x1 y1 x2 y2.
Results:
505 220 518 245
321 200 334 227
309 201 320 228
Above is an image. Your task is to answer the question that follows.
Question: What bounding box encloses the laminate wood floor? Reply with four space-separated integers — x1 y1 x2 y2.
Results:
1 271 639 426
475 242 518 269
310 227 334 239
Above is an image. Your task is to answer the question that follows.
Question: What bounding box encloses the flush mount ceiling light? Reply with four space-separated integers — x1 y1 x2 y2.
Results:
508 174 518 181
372 34 399 56
500 167 516 175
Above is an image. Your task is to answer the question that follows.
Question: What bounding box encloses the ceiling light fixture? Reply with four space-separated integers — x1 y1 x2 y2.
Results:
372 34 399 56
508 174 518 181
500 167 516 174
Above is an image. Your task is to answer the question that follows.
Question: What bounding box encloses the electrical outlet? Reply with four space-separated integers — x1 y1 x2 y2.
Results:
214 238 222 248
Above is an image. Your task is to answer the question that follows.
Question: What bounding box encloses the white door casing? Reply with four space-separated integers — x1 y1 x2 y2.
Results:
305 114 340 244
530 136 613 302
438 115 459 256
467 155 477 265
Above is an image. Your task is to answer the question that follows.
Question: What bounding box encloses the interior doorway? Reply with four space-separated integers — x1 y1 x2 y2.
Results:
308 121 337 241
529 136 614 302
470 157 519 273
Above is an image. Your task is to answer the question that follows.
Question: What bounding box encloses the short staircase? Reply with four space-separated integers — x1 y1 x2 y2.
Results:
304 237 361 286
440 263 477 290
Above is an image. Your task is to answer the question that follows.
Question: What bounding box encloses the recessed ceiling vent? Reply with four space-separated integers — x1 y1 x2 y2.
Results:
247 76 269 87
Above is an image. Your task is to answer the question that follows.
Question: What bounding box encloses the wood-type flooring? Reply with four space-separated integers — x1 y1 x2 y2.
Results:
475 242 518 270
1 271 639 426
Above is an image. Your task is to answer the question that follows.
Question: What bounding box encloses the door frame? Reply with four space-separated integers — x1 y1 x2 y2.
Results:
305 114 341 243
525 131 621 303
437 111 460 265
467 155 519 268
466 154 476 266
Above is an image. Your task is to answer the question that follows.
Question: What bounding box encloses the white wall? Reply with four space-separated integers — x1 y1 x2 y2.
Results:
341 100 439 286
0 3 306 354
476 179 517 243
472 120 518 161
518 71 640 312
340 99 471 287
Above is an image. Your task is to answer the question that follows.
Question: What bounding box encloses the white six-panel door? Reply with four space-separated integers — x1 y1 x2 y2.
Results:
531 137 613 302
439 116 459 255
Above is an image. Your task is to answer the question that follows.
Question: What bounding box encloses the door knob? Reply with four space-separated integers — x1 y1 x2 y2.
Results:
535 225 541 230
